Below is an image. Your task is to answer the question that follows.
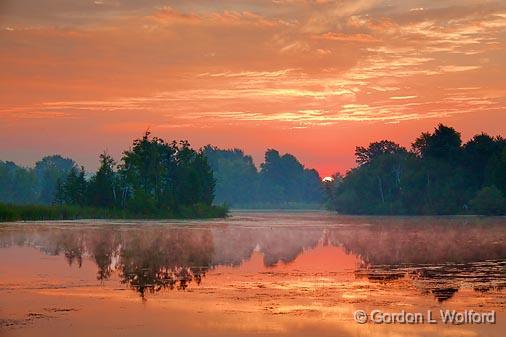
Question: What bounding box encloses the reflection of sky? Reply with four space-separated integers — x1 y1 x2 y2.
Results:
1 213 506 337
0 212 505 304
1 1 505 175
1 245 505 337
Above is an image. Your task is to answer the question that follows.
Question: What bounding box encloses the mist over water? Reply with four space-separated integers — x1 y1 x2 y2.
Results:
1 212 505 336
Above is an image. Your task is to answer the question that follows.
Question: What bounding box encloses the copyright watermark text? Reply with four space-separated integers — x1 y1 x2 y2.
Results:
353 309 496 325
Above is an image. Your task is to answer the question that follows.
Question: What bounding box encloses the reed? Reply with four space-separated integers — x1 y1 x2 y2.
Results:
0 203 228 222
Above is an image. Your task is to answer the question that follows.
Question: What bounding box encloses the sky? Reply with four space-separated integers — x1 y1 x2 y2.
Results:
1 0 505 177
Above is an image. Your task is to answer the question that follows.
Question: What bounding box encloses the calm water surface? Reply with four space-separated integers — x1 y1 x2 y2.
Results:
0 212 505 336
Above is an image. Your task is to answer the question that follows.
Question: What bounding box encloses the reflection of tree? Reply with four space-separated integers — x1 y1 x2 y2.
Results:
0 216 504 302
260 229 321 266
329 217 506 265
430 287 459 302
210 226 322 267
333 220 506 302
413 261 506 302
121 265 204 298
55 231 85 267
0 225 215 298
118 230 213 298
88 229 120 281
355 267 405 282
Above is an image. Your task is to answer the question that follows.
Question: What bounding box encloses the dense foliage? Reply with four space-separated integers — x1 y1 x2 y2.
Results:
203 146 324 208
3 125 504 216
0 133 226 220
55 132 220 216
0 155 76 205
325 124 506 215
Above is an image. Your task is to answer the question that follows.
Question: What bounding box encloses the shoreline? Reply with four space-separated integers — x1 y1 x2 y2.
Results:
0 203 228 223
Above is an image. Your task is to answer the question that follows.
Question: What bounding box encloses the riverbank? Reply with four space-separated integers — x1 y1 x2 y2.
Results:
0 203 228 222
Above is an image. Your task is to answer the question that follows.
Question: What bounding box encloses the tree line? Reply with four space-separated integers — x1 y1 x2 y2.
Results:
325 124 506 215
0 154 76 205
3 125 505 216
0 132 224 218
0 137 325 212
203 146 324 208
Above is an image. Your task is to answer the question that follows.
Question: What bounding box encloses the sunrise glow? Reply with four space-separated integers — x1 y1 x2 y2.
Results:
1 1 505 176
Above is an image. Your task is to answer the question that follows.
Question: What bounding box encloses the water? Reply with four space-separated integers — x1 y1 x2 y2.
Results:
0 212 505 336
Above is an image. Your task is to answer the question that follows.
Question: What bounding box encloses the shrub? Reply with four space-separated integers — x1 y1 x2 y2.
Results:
469 186 506 215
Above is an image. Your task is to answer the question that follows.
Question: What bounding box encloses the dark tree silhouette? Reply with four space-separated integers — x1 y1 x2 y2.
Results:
327 124 506 215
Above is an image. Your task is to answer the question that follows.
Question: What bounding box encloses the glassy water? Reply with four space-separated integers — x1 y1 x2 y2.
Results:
0 212 505 336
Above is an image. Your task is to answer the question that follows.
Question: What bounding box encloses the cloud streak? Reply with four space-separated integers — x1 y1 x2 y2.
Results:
0 0 505 174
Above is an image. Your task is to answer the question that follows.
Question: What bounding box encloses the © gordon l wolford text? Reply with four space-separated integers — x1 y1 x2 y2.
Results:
353 309 496 324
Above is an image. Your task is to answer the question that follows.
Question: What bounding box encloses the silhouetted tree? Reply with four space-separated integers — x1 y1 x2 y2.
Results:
470 186 506 215
327 124 506 215
412 124 462 160
203 146 259 205
259 149 323 205
0 161 37 204
355 140 406 166
35 155 76 204
204 146 324 207
88 152 118 208
118 132 216 214
55 166 87 206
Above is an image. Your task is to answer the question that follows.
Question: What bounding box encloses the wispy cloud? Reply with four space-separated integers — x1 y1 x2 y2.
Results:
1 0 505 172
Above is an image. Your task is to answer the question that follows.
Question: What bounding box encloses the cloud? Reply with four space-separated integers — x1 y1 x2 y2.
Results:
439 65 481 73
150 6 293 28
301 0 383 33
390 96 417 100
313 32 379 43
1 0 505 130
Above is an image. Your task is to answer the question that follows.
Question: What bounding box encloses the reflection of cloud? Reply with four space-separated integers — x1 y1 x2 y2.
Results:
1 214 505 304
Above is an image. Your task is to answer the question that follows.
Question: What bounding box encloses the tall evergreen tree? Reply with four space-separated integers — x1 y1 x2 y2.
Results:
88 152 118 208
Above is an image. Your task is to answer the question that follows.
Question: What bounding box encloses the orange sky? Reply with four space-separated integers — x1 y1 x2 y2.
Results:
1 0 505 177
